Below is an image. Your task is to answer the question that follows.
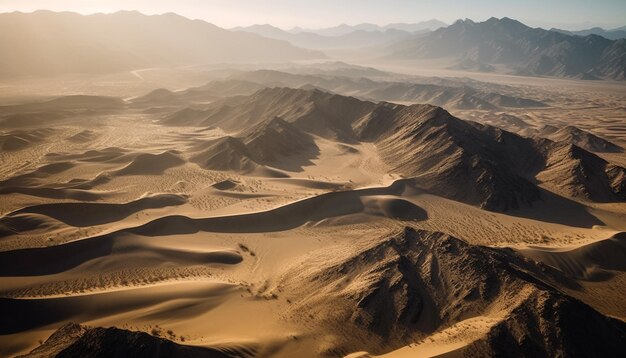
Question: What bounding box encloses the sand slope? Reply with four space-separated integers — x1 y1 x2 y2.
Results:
519 232 626 281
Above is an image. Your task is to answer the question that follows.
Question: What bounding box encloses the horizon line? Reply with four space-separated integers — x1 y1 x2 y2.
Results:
2 9 624 32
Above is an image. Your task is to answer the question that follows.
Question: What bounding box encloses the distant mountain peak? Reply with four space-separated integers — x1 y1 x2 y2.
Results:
284 20 445 36
387 16 626 80
0 10 325 78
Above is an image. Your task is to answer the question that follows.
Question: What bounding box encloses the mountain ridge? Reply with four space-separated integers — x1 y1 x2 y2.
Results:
386 17 626 80
163 87 626 210
0 10 325 78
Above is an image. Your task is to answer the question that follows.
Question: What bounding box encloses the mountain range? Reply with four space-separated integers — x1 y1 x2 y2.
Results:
0 10 324 78
286 20 447 36
551 26 626 40
231 24 415 49
158 87 626 210
231 20 448 50
132 69 547 111
1 11 624 81
386 17 626 80
283 227 626 356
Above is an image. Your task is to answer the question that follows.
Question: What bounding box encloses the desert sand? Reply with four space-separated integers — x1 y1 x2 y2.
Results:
1 36 625 358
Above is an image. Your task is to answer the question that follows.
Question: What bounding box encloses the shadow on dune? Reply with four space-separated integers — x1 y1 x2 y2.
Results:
0 234 115 276
0 233 242 277
129 180 426 236
508 188 605 228
4 194 187 227
261 143 321 172
0 282 235 335
0 161 111 201
0 162 76 188
0 181 424 277
519 232 626 281
0 214 63 239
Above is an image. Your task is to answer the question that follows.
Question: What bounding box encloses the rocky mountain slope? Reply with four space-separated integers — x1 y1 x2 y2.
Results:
163 87 626 210
18 323 230 358
281 227 626 356
386 17 626 80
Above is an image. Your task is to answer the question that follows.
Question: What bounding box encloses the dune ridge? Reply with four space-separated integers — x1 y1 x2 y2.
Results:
3 193 187 227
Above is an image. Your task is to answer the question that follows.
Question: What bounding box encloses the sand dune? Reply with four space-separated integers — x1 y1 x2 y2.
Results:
0 228 242 277
0 162 76 188
0 128 56 151
267 178 350 190
46 148 127 164
0 214 64 239
0 186 110 202
2 135 37 151
519 232 626 281
0 281 239 334
66 130 99 143
0 160 115 201
115 151 185 176
122 180 423 236
4 194 187 227
0 181 423 276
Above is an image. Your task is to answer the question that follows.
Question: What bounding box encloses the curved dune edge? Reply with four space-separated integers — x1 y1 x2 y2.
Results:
9 277 234 299
518 232 626 281
127 179 424 236
0 280 239 335
114 151 185 176
3 193 188 227
0 180 424 276
0 230 243 276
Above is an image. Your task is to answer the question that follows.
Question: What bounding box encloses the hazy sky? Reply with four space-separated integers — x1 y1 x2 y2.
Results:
0 0 624 30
